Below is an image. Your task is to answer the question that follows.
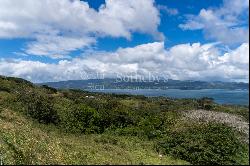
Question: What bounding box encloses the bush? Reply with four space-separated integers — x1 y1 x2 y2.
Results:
0 86 11 93
41 85 57 94
0 79 12 93
110 111 134 128
19 91 59 124
198 97 214 110
111 111 179 139
62 104 101 133
90 108 135 134
137 116 164 139
156 123 247 165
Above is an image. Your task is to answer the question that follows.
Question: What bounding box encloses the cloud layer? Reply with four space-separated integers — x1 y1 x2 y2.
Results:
0 0 248 83
0 0 162 58
0 42 248 83
180 0 249 45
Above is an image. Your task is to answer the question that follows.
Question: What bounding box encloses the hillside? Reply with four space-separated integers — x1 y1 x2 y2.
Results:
41 78 249 90
0 76 249 165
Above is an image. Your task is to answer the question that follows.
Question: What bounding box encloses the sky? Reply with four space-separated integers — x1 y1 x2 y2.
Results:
0 0 249 83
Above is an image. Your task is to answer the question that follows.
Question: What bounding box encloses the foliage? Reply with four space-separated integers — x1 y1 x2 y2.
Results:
18 91 59 124
41 85 57 94
61 104 101 133
198 97 214 110
156 123 248 165
0 76 249 165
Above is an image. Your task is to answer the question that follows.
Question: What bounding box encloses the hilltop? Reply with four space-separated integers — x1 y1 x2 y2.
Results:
0 75 249 165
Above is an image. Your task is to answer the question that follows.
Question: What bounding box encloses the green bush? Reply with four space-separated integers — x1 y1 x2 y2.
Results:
156 123 247 165
198 97 214 110
111 111 179 139
96 105 136 130
137 116 164 139
0 79 12 93
41 85 57 94
109 110 134 128
18 91 59 124
0 86 11 93
61 104 101 133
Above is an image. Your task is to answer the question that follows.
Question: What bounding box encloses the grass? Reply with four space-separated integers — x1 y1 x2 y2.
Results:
0 108 188 165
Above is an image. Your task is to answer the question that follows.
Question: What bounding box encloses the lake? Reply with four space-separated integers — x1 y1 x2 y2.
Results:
90 89 249 105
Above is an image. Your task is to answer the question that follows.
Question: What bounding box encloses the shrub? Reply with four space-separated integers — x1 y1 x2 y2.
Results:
156 123 247 165
0 86 11 93
19 91 59 124
137 116 164 139
112 111 179 139
0 79 12 93
92 107 135 133
198 97 214 110
109 107 135 128
62 104 101 133
41 85 57 94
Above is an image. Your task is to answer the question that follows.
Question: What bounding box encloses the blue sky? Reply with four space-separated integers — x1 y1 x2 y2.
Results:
0 0 221 59
0 0 249 82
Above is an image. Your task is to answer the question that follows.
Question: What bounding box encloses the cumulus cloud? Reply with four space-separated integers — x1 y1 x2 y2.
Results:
26 35 96 59
0 0 162 58
0 42 248 83
179 0 249 45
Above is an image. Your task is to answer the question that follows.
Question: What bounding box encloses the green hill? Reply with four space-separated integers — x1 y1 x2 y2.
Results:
0 76 249 165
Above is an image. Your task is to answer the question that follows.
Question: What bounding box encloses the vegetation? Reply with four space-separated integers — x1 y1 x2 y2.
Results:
156 123 248 165
0 76 249 165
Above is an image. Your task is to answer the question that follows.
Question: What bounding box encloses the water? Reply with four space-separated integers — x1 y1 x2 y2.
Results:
90 89 249 105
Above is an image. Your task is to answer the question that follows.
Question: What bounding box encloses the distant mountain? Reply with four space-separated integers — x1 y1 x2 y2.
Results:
39 78 249 90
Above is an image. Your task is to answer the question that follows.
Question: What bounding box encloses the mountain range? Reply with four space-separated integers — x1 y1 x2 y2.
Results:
40 78 249 90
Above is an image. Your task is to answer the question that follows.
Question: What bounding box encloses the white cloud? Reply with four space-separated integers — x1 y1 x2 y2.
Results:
0 42 248 83
179 0 249 45
26 35 96 59
0 0 162 58
157 5 179 16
